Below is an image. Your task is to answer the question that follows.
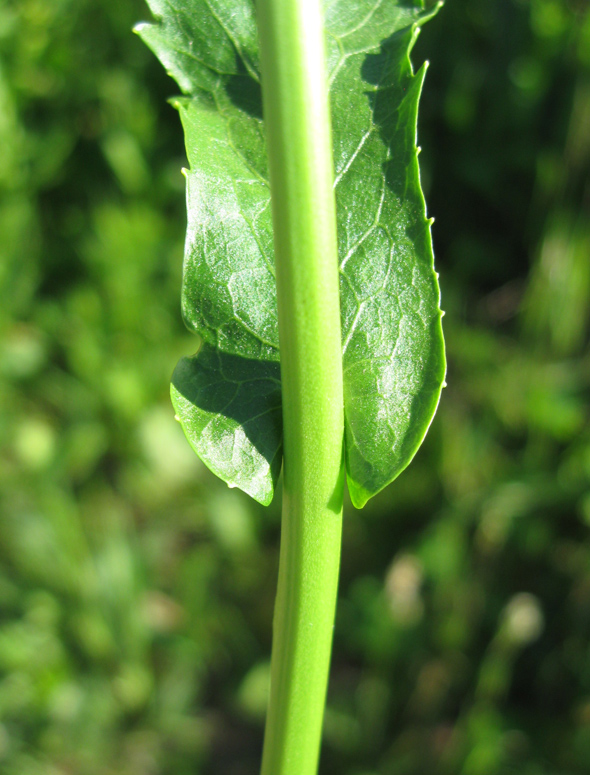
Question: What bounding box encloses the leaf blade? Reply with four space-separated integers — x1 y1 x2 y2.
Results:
329 12 446 505
138 0 446 507
171 344 282 505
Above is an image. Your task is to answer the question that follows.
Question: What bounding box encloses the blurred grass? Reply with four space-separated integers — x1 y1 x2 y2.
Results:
0 0 589 773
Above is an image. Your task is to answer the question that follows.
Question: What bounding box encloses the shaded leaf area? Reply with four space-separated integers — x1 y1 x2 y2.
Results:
171 345 282 505
137 0 445 506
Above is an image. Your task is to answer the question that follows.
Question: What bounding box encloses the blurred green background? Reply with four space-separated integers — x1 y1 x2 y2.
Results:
0 0 589 772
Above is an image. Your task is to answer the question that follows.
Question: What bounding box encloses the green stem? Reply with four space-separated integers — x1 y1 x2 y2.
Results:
257 0 344 774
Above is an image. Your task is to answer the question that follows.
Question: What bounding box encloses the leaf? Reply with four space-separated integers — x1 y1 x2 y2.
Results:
172 344 282 504
136 0 446 507
327 4 446 507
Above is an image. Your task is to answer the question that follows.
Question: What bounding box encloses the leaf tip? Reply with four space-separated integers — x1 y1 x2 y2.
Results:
255 489 274 508
347 479 372 510
239 476 275 506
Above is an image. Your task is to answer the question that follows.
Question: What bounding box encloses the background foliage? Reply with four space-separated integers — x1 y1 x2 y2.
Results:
0 0 589 772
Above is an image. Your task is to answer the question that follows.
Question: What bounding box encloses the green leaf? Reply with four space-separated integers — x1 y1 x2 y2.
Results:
171 344 282 505
137 0 445 507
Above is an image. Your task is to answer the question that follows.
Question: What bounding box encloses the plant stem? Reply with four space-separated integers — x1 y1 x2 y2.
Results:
257 0 344 773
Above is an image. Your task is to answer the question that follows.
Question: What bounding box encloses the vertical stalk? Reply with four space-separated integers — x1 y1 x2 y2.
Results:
257 1 344 774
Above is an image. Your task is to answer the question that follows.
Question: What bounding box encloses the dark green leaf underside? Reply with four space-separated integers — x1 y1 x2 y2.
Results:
137 0 446 507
